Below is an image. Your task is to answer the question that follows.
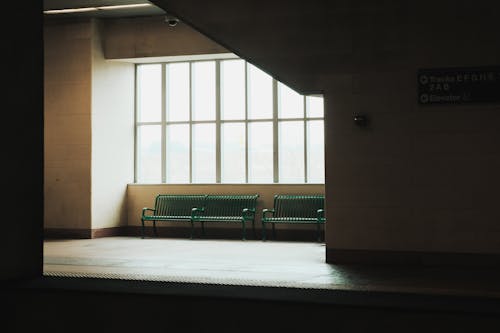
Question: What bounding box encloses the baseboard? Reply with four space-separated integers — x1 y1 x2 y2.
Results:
44 227 126 239
44 225 323 242
326 248 500 267
44 228 92 239
128 225 324 242
92 227 127 238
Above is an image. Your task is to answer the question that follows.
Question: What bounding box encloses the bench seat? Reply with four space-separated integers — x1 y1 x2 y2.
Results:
141 194 206 238
193 216 247 221
141 215 192 221
191 194 259 240
260 217 319 223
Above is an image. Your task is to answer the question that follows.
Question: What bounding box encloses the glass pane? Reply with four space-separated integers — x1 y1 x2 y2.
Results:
278 82 303 119
166 124 190 183
166 63 190 121
136 125 161 183
221 123 245 183
221 60 245 120
307 120 325 183
306 96 324 118
192 61 216 121
192 123 215 183
247 63 273 119
248 122 273 183
279 121 304 183
137 64 162 122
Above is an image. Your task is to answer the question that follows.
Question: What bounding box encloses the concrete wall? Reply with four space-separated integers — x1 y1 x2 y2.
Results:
44 19 92 232
91 20 135 231
322 3 500 259
44 18 136 236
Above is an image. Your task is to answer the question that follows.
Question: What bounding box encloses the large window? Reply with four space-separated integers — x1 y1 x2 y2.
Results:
135 58 324 184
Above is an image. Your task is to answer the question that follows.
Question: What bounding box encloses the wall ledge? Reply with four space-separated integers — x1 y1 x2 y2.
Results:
44 226 324 242
326 248 500 267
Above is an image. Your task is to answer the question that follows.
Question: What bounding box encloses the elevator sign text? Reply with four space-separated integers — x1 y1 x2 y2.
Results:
418 66 500 105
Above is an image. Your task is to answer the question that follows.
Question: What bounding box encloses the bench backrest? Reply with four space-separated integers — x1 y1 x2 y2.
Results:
273 194 325 218
154 194 207 216
203 194 259 217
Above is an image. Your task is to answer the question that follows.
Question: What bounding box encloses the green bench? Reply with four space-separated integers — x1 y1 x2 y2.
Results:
141 194 259 240
191 194 259 240
141 194 206 239
261 194 326 242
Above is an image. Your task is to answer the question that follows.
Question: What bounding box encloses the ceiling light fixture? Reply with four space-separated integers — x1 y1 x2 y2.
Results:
44 3 152 15
98 4 152 10
44 7 98 14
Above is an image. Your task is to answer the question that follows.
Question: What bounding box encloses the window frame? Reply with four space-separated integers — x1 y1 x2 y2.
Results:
134 57 324 184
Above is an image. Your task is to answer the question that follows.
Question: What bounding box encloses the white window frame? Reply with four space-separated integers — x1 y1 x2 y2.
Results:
134 57 324 184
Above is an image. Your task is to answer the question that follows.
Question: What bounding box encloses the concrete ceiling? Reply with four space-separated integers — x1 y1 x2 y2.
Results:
149 0 330 94
42 0 327 94
43 0 166 18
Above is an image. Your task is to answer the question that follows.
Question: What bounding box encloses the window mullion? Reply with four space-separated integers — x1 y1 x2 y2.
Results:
303 96 307 184
134 64 138 183
189 62 193 183
162 64 167 183
273 79 278 183
216 60 221 184
244 61 249 184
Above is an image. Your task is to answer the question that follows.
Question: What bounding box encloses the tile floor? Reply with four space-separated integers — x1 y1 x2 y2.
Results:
44 237 500 298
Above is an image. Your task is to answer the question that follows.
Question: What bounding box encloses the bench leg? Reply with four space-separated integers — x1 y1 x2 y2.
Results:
262 222 266 241
252 220 256 239
242 220 246 241
201 222 205 237
272 223 276 240
141 219 145 239
316 223 320 242
190 220 194 239
153 221 158 237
